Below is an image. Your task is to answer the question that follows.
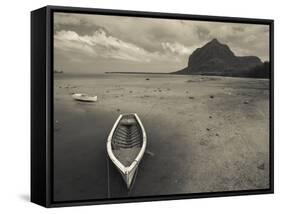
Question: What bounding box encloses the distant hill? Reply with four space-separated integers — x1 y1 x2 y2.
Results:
174 39 269 78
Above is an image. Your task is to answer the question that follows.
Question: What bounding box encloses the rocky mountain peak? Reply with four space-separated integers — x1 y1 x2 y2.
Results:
174 39 265 77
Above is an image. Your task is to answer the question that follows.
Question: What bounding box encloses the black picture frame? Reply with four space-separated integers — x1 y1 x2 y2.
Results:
31 5 274 208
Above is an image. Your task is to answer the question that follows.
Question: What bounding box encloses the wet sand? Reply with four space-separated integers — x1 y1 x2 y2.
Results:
53 73 270 202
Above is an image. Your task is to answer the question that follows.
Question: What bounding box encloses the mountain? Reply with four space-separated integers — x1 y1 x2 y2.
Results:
174 39 269 78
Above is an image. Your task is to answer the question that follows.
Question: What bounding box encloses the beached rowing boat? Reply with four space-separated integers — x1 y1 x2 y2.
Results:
72 93 97 102
107 113 147 189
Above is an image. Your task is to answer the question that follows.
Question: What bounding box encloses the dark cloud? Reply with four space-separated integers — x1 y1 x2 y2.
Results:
196 26 211 41
232 26 245 32
54 24 109 37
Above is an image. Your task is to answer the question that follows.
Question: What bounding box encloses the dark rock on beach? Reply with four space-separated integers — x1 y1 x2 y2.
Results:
258 163 265 170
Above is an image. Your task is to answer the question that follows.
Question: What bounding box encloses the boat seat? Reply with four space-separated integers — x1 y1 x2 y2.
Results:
120 118 136 126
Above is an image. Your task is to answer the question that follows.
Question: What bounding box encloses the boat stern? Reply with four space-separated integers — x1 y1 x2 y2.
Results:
122 167 138 189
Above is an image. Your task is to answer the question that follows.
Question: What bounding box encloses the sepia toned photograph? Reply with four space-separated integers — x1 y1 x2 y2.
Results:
53 12 271 202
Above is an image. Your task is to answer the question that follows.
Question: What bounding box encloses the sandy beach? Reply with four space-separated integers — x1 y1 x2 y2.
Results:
53 73 270 202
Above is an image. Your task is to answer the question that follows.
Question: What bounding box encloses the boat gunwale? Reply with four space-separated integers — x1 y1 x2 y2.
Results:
106 113 147 175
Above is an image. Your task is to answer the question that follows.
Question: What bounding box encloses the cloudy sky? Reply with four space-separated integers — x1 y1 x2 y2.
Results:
54 12 269 74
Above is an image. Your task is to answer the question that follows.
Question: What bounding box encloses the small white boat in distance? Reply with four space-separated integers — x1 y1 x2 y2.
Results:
107 113 147 189
72 93 97 102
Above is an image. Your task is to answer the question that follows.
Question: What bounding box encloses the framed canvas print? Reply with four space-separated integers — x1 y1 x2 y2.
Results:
31 5 274 207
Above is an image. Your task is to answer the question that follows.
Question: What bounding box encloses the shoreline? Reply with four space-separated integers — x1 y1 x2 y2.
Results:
56 72 270 80
104 72 270 79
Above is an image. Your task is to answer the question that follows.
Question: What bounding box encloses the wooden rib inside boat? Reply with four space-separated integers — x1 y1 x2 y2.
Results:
112 115 142 166
107 113 147 189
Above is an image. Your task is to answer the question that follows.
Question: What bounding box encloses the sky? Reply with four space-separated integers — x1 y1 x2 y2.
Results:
54 12 270 74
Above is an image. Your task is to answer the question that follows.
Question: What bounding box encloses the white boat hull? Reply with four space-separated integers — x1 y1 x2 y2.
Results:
107 113 147 189
72 93 97 102
120 165 138 189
